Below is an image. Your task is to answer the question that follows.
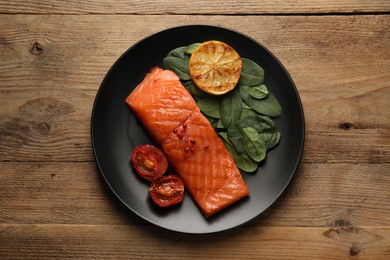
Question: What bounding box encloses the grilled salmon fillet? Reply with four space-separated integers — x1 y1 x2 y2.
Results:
126 68 198 144
126 67 249 217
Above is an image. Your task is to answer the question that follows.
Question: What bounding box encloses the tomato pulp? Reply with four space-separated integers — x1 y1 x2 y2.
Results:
149 175 185 207
131 144 168 181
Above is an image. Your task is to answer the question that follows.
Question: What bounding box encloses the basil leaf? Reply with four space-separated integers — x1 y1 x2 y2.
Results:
242 127 266 162
185 43 201 55
239 58 265 86
240 87 282 117
219 132 258 173
196 97 221 118
220 89 243 128
240 84 268 99
163 56 191 81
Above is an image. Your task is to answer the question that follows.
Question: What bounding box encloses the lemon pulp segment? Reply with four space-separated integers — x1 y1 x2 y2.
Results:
189 40 242 95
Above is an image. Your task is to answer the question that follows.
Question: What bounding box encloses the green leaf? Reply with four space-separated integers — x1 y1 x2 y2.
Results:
181 80 211 100
185 43 201 55
240 87 282 117
219 132 258 173
240 103 258 119
214 119 225 129
163 56 191 81
261 127 281 150
207 117 225 129
240 84 268 99
166 46 188 59
242 127 266 162
220 89 243 128
196 97 221 118
239 58 265 86
227 115 280 153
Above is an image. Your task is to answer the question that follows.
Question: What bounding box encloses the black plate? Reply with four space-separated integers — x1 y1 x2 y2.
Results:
91 25 305 234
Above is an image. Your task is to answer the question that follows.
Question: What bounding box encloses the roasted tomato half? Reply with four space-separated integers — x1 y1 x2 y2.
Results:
149 175 185 207
131 144 168 181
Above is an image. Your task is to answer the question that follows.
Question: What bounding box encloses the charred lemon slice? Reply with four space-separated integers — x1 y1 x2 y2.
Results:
189 40 242 95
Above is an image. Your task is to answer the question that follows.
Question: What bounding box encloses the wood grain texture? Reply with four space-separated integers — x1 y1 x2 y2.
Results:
0 224 389 259
0 0 389 14
0 15 389 163
1 5 389 259
1 162 389 227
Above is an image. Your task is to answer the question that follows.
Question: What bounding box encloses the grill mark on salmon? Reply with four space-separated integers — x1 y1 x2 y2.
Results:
126 67 249 217
126 68 198 144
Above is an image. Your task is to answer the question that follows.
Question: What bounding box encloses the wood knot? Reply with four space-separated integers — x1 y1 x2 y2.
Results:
349 243 362 256
30 42 44 55
324 218 358 239
332 218 353 228
19 98 74 117
339 122 354 131
37 122 51 135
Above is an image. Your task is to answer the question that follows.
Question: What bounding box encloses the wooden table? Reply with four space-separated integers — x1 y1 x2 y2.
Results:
1 1 389 259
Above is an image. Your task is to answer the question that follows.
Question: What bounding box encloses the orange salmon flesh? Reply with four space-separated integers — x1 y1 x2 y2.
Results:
126 67 249 217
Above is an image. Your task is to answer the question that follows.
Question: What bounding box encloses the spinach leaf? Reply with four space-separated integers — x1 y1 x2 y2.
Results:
207 117 225 129
163 56 191 81
240 84 268 99
242 127 266 162
166 46 188 59
227 115 280 153
185 43 201 55
220 89 243 128
261 127 281 150
256 116 280 150
241 103 258 119
239 58 265 86
196 97 221 118
182 80 211 100
240 87 282 117
163 46 192 80
219 132 258 173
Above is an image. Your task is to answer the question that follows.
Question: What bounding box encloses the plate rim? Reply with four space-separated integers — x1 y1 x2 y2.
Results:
91 24 305 234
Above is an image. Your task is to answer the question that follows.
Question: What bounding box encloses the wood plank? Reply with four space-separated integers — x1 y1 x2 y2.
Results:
0 97 95 162
1 15 387 94
0 162 144 225
0 224 388 259
0 96 388 163
0 0 389 14
1 15 388 97
1 162 388 227
0 15 389 163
